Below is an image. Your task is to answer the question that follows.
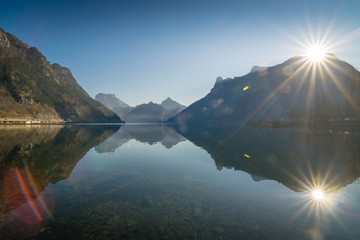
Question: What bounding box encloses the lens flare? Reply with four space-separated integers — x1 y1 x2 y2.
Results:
4 160 54 223
15 168 42 221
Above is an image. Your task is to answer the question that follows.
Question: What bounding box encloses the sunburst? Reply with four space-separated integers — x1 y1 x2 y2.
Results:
305 44 327 63
220 20 358 240
312 189 325 200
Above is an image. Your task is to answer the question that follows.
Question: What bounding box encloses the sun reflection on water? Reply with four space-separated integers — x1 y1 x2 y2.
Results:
303 186 337 212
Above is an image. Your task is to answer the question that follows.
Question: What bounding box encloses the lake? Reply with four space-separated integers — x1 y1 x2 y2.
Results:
0 124 359 239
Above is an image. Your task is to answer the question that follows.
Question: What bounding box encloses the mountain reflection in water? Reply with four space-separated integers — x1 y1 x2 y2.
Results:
0 124 359 240
179 125 360 194
0 125 120 238
95 124 186 153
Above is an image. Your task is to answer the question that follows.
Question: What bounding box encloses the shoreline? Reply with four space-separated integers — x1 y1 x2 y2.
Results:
0 117 66 125
0 118 126 125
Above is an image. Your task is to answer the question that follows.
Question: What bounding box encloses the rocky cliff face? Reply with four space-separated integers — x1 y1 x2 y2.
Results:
0 28 122 122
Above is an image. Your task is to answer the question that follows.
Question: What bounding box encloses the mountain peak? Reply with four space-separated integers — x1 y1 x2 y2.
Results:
215 76 223 83
160 97 186 116
161 97 176 104
250 65 267 73
95 93 131 109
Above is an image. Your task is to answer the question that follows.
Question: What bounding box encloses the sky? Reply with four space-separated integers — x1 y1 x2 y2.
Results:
0 0 360 106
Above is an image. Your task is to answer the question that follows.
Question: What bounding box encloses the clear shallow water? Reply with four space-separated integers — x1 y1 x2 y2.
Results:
0 124 359 239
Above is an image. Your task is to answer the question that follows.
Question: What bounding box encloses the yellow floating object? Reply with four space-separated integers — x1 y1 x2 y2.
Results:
244 154 250 158
243 86 249 91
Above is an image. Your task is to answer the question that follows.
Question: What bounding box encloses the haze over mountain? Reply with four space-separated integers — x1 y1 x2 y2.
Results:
95 93 130 109
0 28 122 123
96 93 186 123
160 97 186 116
122 102 172 123
170 54 360 130
95 93 133 118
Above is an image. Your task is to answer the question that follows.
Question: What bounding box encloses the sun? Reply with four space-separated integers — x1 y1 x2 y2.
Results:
305 44 327 62
312 189 325 200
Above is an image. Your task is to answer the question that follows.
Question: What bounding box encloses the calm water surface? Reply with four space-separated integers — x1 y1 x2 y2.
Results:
0 124 359 239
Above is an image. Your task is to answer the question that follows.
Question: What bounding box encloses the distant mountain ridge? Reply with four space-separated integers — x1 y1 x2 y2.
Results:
122 102 172 123
0 27 122 122
95 93 186 123
95 93 130 109
95 93 133 118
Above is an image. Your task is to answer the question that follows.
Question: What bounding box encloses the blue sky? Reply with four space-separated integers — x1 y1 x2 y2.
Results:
1 0 359 106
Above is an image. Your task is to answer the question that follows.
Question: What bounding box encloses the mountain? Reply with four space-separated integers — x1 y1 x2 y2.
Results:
95 94 186 121
122 102 172 123
95 93 130 109
95 93 133 118
169 54 360 129
0 28 122 123
160 97 186 116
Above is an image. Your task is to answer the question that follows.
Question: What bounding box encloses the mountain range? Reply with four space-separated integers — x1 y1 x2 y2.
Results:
169 54 360 130
122 102 172 123
95 93 186 123
2 27 359 126
0 28 122 123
